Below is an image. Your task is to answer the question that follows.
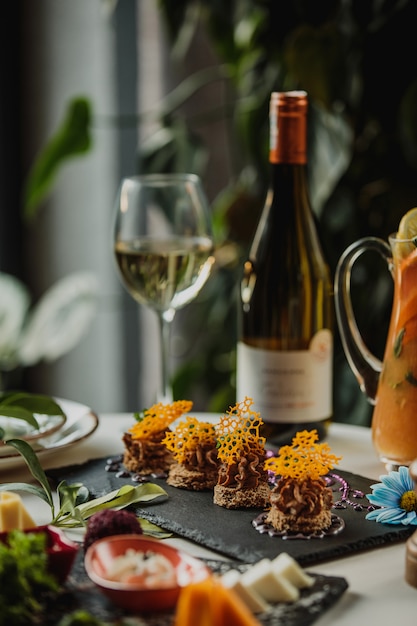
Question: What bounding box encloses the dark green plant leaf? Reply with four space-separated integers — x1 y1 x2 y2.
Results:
0 393 65 431
0 391 65 415
394 328 405 358
75 483 167 519
138 518 172 539
0 438 168 531
56 481 88 519
74 484 90 505
0 481 51 504
4 439 54 510
53 483 168 529
0 406 40 430
23 97 92 221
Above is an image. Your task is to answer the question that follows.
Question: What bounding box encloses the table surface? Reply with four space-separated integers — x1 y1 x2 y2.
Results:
6 412 417 625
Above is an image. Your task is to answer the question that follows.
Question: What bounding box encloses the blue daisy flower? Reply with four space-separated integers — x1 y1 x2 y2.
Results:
366 466 417 525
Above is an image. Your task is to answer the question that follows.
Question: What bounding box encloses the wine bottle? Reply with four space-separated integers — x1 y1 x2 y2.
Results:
236 91 333 446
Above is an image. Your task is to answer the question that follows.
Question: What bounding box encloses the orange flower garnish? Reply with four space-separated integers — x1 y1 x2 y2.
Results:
264 429 341 481
216 397 266 465
162 417 217 463
128 400 193 440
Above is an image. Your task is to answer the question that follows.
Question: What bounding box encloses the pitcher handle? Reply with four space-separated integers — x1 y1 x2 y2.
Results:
334 236 392 403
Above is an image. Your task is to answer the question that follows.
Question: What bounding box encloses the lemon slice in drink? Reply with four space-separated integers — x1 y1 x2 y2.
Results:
396 207 417 258
398 207 417 239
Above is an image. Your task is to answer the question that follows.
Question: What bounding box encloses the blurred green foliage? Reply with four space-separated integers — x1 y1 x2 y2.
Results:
151 0 417 423
23 98 92 222
25 1 417 423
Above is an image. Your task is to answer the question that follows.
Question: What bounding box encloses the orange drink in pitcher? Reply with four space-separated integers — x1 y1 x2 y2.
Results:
335 208 417 469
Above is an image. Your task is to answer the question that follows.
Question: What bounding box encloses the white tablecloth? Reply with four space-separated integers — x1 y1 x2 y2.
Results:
6 414 417 625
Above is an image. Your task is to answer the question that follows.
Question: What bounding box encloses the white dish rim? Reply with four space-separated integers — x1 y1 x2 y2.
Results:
0 397 99 468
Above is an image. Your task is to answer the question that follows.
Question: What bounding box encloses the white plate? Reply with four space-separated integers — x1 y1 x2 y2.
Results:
0 412 66 445
0 398 99 469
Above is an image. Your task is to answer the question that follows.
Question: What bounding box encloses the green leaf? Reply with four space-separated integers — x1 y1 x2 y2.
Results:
0 392 65 432
75 483 167 520
0 393 65 432
52 483 167 529
0 482 51 504
138 518 172 539
4 439 54 510
394 328 405 358
0 437 169 531
0 406 40 430
0 392 65 416
57 481 87 515
23 97 92 221
53 481 91 528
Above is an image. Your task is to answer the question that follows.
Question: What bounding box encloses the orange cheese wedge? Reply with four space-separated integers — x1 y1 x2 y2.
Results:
174 576 262 626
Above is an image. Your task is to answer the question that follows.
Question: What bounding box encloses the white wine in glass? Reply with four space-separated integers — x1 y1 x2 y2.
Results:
113 173 215 404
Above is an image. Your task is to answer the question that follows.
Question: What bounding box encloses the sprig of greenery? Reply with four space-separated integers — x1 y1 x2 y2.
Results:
0 438 168 529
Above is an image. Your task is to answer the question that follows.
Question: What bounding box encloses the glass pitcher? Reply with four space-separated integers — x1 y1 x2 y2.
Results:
335 234 417 470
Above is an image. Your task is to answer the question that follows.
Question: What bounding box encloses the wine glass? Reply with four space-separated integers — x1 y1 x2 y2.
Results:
113 173 215 404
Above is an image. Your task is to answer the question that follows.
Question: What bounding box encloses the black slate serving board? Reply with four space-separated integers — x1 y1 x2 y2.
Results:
48 457 414 566
43 552 348 626
42 550 347 626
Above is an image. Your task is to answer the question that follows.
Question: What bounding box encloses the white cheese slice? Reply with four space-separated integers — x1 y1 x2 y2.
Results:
240 558 299 603
271 552 314 589
221 569 270 613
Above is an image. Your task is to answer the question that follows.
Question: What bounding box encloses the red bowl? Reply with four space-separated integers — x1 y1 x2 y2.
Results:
84 534 210 612
0 524 79 584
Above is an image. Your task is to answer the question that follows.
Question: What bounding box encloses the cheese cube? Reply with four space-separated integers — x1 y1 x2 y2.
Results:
221 569 270 613
0 491 36 532
241 558 299 603
271 553 314 589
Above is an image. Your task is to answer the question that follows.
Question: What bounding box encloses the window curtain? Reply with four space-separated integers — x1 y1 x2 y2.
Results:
15 0 141 413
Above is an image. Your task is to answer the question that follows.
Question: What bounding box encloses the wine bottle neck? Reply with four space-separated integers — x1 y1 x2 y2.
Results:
269 162 309 197
269 91 307 165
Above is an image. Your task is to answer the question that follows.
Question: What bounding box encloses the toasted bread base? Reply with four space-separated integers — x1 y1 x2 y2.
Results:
265 507 332 533
167 462 218 491
213 482 271 509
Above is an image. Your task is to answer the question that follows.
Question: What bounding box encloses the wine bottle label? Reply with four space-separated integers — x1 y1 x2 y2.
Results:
236 330 332 423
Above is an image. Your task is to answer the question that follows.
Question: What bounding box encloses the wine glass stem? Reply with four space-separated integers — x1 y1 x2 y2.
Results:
158 310 175 404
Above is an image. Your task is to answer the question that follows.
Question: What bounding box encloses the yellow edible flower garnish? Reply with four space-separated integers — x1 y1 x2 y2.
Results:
128 400 193 440
162 417 217 463
216 397 266 465
264 429 341 481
